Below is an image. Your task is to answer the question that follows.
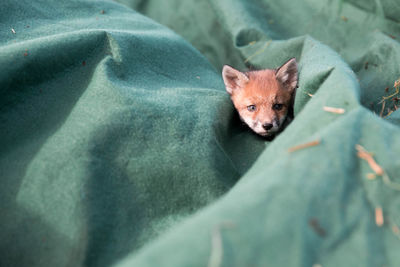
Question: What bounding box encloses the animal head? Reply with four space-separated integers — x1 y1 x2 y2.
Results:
222 58 298 137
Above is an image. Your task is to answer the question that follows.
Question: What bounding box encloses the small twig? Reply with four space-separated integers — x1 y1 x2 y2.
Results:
379 100 386 117
395 79 400 88
323 106 345 114
288 139 320 152
356 145 400 191
384 108 393 118
356 145 384 175
378 82 399 104
375 206 384 227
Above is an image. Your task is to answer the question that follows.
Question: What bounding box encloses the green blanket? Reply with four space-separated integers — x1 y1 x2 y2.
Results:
1 0 400 266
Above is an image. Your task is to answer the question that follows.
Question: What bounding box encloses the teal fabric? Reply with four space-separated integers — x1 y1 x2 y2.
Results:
1 0 400 266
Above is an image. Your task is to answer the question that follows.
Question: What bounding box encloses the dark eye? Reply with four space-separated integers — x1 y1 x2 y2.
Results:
247 105 256 112
273 104 283 110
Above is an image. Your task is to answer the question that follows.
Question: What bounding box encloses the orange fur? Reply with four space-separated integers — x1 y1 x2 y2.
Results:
222 59 298 137
231 70 292 122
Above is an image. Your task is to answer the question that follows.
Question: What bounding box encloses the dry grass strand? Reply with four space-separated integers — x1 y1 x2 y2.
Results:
323 106 345 114
289 139 321 152
356 145 384 175
375 206 384 227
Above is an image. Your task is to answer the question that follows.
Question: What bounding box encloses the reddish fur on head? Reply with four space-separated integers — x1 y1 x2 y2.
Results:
222 58 298 137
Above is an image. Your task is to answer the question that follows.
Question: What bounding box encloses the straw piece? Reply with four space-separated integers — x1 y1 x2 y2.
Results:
323 106 345 114
375 206 384 227
355 145 384 176
288 139 320 152
379 101 386 117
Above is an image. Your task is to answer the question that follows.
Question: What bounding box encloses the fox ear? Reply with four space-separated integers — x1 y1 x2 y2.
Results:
275 58 298 92
222 65 249 95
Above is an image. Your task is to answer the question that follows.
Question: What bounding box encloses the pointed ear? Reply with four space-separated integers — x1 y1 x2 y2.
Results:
222 65 249 95
275 58 298 92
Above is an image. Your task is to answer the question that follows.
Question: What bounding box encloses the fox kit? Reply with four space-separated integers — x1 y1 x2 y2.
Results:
222 58 298 137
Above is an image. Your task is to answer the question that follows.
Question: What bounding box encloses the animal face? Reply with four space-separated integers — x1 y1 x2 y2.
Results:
222 58 298 137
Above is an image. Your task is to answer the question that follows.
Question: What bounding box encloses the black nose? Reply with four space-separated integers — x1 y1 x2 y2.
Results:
263 123 273 130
